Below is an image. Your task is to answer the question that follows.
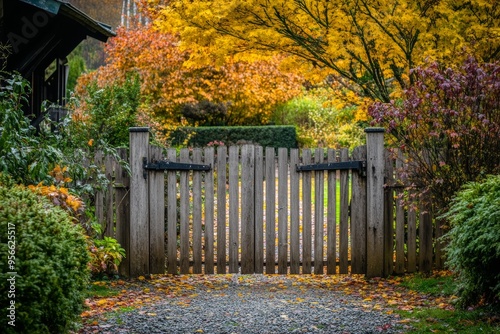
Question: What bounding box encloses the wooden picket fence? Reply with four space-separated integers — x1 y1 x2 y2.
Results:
95 127 444 278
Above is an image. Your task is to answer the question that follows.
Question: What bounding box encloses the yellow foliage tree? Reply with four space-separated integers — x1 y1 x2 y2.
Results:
155 0 500 103
78 25 303 133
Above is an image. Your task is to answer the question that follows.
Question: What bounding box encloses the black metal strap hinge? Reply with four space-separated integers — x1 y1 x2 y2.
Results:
143 157 211 179
296 160 366 176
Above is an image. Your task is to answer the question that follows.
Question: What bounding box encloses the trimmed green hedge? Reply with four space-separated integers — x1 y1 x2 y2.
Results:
169 126 298 149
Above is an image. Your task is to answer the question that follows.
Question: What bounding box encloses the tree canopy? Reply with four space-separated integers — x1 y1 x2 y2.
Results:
155 0 500 102
76 26 303 131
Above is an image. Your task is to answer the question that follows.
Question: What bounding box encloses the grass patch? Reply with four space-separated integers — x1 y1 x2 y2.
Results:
397 272 500 333
400 272 456 297
86 281 121 298
399 306 500 333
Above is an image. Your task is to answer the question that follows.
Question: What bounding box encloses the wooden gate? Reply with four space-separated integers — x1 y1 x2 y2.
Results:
118 127 395 277
95 127 443 277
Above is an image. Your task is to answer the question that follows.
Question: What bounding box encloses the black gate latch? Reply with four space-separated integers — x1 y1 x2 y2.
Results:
143 157 211 179
296 160 366 176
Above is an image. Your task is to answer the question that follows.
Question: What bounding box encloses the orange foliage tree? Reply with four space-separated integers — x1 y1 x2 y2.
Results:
78 25 304 135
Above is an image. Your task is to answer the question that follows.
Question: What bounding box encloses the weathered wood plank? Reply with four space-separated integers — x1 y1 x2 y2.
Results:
326 149 337 275
290 149 300 274
116 148 130 277
229 146 239 273
129 128 150 276
265 148 276 274
314 148 325 274
94 150 104 233
419 192 433 273
149 145 165 274
241 145 255 274
166 149 178 274
179 148 190 274
216 146 228 274
384 151 395 276
339 148 349 274
104 154 115 238
407 192 417 273
204 147 215 274
365 128 385 278
192 148 203 274
394 151 405 274
278 148 288 274
254 146 264 274
351 145 367 274
302 149 312 274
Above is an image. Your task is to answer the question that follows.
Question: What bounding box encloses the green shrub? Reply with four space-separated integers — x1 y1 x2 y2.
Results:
0 180 90 333
0 73 62 184
169 125 297 149
441 174 500 308
271 90 366 149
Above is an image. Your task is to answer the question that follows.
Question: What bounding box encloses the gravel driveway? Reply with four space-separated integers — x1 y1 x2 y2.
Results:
85 275 406 334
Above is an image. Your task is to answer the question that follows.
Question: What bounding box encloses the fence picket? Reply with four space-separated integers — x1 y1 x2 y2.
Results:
241 145 255 274
104 154 114 238
204 147 215 274
94 151 104 232
326 149 337 274
216 146 228 274
419 192 433 273
339 148 349 274
384 151 395 275
351 146 367 274
149 145 165 274
314 148 325 274
407 194 417 273
166 149 178 274
278 148 288 274
179 148 190 274
192 149 203 274
302 149 312 274
265 147 276 274
394 152 405 274
254 146 264 273
229 146 239 273
115 148 130 277
290 149 300 274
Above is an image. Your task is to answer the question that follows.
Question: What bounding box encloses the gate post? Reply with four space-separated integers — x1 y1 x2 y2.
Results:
365 127 386 278
129 127 150 277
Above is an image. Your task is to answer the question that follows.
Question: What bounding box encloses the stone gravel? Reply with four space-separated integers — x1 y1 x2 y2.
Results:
90 275 405 334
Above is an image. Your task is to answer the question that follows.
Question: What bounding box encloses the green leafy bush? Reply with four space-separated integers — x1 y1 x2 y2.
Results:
271 89 366 149
88 236 126 276
169 125 298 149
0 73 62 184
441 175 500 308
70 73 140 147
0 180 90 333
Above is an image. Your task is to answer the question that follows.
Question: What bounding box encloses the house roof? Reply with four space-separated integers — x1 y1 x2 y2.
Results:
2 0 116 76
20 0 115 42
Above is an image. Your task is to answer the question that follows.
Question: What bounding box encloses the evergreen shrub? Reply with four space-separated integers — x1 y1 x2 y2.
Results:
169 125 297 149
0 178 90 333
441 174 500 308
